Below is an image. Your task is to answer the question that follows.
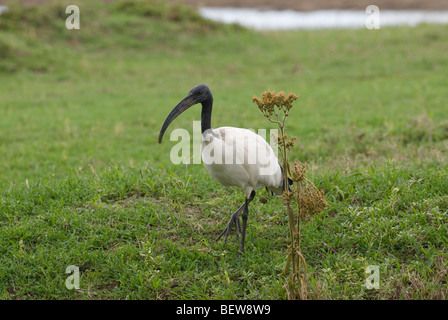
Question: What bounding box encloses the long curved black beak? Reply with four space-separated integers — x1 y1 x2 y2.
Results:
158 95 197 143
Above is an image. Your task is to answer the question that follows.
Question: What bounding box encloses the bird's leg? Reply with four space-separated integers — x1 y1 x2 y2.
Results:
217 203 245 244
217 191 256 254
240 190 255 254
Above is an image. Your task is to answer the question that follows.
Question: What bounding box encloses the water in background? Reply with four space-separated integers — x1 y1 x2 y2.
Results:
200 7 448 30
2 5 448 30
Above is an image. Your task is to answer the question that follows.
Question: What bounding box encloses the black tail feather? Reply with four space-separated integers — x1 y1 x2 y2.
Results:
280 164 293 192
264 164 293 197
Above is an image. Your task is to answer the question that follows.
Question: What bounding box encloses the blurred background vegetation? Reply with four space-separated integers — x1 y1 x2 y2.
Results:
0 0 447 300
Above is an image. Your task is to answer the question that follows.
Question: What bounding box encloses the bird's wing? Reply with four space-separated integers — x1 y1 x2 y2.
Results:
202 127 282 190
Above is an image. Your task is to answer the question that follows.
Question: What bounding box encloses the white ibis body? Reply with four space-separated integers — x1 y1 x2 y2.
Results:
158 84 289 253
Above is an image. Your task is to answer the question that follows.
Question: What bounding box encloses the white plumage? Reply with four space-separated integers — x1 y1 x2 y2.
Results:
201 127 283 198
158 84 287 254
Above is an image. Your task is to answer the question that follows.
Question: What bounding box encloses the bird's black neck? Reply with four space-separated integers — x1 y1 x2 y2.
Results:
201 97 213 134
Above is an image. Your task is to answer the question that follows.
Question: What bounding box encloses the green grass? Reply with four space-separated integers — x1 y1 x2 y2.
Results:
0 0 447 299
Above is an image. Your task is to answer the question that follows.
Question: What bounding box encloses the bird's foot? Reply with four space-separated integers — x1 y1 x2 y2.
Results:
217 204 245 244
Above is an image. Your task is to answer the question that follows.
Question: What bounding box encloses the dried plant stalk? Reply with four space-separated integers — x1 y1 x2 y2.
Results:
253 90 328 300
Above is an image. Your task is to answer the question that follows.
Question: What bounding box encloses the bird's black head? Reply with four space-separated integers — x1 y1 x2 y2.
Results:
187 84 212 102
158 84 213 143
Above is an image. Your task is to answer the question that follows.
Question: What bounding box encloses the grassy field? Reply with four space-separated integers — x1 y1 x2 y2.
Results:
0 0 447 299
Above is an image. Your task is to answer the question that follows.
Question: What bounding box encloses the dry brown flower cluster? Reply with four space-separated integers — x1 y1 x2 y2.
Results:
253 89 328 300
292 161 329 220
252 90 298 117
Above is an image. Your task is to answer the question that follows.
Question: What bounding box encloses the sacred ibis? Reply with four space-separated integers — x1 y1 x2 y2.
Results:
158 84 291 254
